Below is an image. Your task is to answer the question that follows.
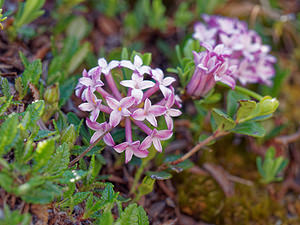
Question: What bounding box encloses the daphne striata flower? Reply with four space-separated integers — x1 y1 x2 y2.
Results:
120 73 155 103
151 68 176 98
76 54 181 163
86 119 115 146
106 96 135 127
114 141 149 163
192 15 276 86
78 87 102 122
140 129 173 152
98 58 119 75
164 94 182 130
186 44 236 98
132 98 166 127
120 55 151 76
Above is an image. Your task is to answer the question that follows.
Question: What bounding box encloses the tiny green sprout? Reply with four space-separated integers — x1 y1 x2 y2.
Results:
0 9 7 30
256 147 288 184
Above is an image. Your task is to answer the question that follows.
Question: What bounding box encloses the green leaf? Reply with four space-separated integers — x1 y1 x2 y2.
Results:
146 171 172 180
59 76 78 106
22 59 42 89
98 211 114 225
14 0 46 29
67 42 90 74
231 121 265 137
100 183 119 211
226 90 249 118
66 16 90 41
0 95 13 116
21 181 61 204
33 138 55 171
211 108 236 131
0 113 18 155
137 176 155 197
236 100 257 122
115 203 149 225
0 77 11 98
0 172 14 193
21 100 45 130
45 143 70 175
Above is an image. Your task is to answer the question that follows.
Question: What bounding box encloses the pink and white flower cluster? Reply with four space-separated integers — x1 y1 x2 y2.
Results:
186 43 236 97
193 15 276 86
76 55 182 163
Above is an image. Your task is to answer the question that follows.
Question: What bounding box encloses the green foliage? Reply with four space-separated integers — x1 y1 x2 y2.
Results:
115 203 149 225
94 0 127 17
0 205 31 225
9 0 46 39
212 108 236 131
256 147 289 183
0 8 7 30
124 0 167 37
48 37 90 85
175 2 194 28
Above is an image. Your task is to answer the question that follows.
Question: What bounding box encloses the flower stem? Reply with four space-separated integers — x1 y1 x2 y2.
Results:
217 82 263 100
125 118 132 142
105 72 123 100
132 120 152 135
159 130 228 170
68 128 111 168
142 85 159 101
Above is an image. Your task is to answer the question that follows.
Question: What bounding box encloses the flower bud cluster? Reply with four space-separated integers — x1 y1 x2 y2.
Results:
193 15 276 86
76 55 182 163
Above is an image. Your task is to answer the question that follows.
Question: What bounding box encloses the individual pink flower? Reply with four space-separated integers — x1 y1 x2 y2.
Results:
106 96 135 127
79 67 104 91
164 94 182 130
120 55 151 76
114 141 149 163
86 119 115 146
140 129 173 152
151 68 176 98
78 87 102 122
120 73 155 103
132 98 166 127
98 58 119 75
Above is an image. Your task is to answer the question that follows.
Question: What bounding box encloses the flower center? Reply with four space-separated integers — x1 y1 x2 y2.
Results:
118 107 122 111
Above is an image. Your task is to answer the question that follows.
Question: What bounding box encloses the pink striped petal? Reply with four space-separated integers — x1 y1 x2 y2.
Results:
79 77 93 86
120 80 135 88
120 96 135 108
121 108 131 117
144 98 151 112
106 97 119 110
168 108 182 117
140 136 152 150
108 60 119 70
159 85 172 98
90 108 100 122
78 103 93 112
90 131 104 144
109 110 122 127
86 119 106 131
120 60 135 70
156 130 173 140
139 80 155 89
132 109 146 121
153 138 162 152
131 89 143 103
162 77 176 86
146 114 157 127
103 133 115 146
165 114 173 130
133 149 149 158
149 105 166 116
114 142 129 153
98 58 108 68
125 150 133 163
